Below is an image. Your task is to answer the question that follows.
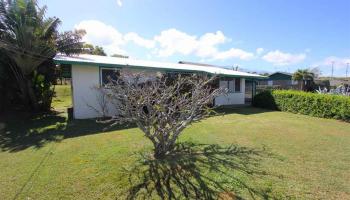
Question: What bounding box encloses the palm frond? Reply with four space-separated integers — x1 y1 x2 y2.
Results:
0 0 84 77
41 17 60 40
36 2 46 21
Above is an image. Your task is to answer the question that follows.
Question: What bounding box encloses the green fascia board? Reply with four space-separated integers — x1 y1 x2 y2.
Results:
54 59 267 80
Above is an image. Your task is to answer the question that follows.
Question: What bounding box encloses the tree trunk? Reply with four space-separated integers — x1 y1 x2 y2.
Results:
26 78 39 110
154 148 166 159
300 80 304 91
153 140 176 159
17 77 39 110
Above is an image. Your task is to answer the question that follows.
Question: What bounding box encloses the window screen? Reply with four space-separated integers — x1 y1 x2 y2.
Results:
235 78 241 92
220 78 236 93
228 80 234 92
101 68 119 85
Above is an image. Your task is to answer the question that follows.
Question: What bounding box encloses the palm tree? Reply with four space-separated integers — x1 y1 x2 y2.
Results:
0 0 84 110
293 69 315 91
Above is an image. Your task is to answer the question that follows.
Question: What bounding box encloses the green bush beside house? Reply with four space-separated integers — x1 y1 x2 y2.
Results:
253 90 350 121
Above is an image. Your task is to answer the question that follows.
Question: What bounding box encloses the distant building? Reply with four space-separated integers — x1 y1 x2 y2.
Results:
258 72 299 89
329 79 349 87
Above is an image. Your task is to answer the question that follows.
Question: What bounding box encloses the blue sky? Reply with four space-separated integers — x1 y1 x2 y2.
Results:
40 0 350 76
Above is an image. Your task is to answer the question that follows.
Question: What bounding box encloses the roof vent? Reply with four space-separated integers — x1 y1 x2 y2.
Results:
111 54 129 59
178 61 216 67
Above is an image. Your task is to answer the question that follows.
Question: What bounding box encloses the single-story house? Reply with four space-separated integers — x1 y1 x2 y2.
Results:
54 54 265 119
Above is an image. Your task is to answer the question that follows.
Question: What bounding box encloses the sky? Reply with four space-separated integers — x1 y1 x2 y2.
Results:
39 0 350 76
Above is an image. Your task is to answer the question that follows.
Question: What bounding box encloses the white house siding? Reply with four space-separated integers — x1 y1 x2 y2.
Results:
71 65 246 119
215 78 245 105
71 65 118 119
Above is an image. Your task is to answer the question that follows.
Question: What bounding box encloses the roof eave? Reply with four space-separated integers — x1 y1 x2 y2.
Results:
53 58 266 79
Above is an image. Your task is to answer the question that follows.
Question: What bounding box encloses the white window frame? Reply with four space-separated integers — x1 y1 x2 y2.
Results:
220 78 241 93
99 67 121 85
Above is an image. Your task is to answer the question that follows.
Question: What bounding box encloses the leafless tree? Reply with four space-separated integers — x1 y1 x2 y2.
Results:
87 86 110 117
97 70 226 159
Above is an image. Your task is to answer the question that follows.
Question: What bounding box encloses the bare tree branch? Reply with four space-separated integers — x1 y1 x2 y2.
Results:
95 70 227 159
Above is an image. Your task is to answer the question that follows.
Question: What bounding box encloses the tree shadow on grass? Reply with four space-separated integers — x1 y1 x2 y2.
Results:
0 111 134 152
123 142 284 200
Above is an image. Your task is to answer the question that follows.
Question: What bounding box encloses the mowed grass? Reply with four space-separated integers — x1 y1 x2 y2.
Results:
51 84 72 111
0 85 349 199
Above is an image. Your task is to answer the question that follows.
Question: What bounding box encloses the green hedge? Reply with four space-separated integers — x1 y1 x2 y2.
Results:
253 90 350 121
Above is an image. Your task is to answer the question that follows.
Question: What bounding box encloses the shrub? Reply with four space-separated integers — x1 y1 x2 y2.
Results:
252 90 277 110
253 90 350 121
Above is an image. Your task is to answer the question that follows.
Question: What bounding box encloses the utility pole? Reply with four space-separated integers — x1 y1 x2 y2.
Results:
331 61 335 80
346 63 349 78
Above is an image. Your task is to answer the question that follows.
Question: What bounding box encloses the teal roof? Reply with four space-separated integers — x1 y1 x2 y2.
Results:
268 72 292 80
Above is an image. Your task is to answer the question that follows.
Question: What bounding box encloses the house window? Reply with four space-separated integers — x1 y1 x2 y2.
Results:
220 78 241 93
228 80 234 92
166 71 193 78
235 78 241 92
100 68 119 85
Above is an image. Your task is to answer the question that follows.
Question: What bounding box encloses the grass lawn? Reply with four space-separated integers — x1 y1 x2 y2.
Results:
0 85 350 199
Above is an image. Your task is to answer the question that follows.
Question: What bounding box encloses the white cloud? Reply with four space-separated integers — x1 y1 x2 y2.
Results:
199 31 228 46
124 32 155 49
75 20 154 55
75 20 126 55
75 20 255 60
311 56 350 76
262 50 306 66
256 48 264 55
153 29 253 60
117 0 122 7
319 56 350 69
213 48 254 60
154 29 198 57
196 31 228 58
